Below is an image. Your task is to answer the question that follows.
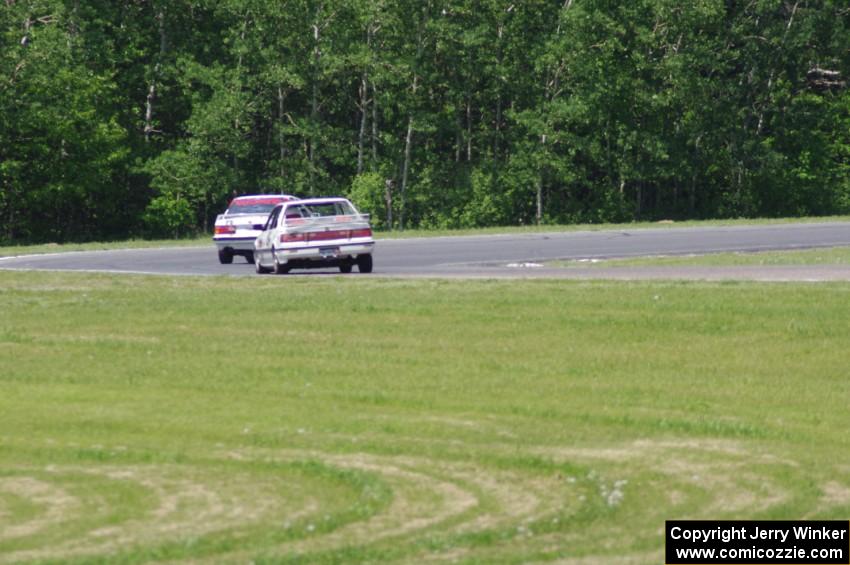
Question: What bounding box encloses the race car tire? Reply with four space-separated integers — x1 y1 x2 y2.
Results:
255 253 271 274
218 248 234 264
244 251 254 264
339 263 353 273
273 251 290 275
356 254 373 273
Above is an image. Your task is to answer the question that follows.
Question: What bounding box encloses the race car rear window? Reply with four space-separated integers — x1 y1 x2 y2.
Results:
287 201 356 218
227 198 286 215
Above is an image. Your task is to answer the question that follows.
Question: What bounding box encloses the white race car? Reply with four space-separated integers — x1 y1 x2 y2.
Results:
253 198 375 274
213 194 298 263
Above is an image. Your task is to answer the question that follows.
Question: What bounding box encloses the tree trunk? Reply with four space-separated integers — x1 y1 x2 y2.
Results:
371 82 379 169
534 0 573 225
309 8 323 196
455 111 462 162
494 93 502 158
69 0 80 37
756 0 800 135
400 113 414 230
535 166 543 225
357 26 373 175
654 183 662 216
636 183 643 219
357 72 368 175
466 99 472 162
689 175 696 215
1 172 14 241
278 85 286 180
144 7 166 142
399 7 425 231
536 132 548 225
144 83 156 142
232 124 239 177
494 24 503 158
385 179 393 229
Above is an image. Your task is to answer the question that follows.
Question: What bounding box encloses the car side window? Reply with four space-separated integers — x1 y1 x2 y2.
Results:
266 206 282 230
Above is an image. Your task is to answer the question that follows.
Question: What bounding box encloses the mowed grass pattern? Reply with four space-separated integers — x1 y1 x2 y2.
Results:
0 272 849 563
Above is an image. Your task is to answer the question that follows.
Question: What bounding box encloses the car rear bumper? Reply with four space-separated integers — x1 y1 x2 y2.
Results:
214 236 257 251
273 241 375 263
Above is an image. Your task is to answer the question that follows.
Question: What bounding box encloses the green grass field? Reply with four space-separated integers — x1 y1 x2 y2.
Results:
0 237 212 259
1 271 849 563
551 246 850 269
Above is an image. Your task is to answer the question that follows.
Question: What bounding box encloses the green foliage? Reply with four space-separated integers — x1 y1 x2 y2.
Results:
348 172 386 229
458 168 502 228
1 0 849 242
0 1 132 243
141 194 194 238
142 144 233 237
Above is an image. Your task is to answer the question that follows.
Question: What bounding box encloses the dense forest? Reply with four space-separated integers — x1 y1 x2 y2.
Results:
1 0 848 242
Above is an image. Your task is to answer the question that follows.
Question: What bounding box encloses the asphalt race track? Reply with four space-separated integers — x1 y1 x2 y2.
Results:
3 222 850 281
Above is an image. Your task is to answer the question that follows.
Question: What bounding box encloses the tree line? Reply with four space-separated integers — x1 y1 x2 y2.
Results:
1 0 848 243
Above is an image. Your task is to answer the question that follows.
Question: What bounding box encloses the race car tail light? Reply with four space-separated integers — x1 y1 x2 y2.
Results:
214 225 236 235
310 230 345 241
281 228 370 244
350 228 372 238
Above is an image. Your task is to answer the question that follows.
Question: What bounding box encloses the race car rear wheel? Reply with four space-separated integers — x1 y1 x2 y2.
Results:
255 253 271 274
273 251 290 275
356 254 373 273
244 251 254 264
218 248 233 264
339 263 353 273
